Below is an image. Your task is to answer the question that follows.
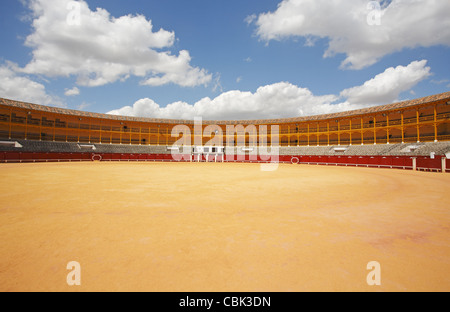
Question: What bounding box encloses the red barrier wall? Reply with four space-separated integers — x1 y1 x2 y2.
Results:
0 151 448 172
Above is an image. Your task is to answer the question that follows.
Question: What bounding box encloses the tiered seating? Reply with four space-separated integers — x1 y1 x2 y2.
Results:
1 140 449 158
341 144 394 156
280 146 333 156
413 142 450 156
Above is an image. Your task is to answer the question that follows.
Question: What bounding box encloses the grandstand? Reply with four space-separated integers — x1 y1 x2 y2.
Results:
0 92 449 171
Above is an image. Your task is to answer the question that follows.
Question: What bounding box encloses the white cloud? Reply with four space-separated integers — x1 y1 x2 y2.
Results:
211 73 223 93
76 102 91 111
251 0 450 69
0 63 64 107
19 0 211 87
64 86 80 96
340 60 431 105
107 82 336 120
244 14 257 25
108 59 431 120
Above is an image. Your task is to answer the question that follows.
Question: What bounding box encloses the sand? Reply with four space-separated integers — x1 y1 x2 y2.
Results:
0 162 449 292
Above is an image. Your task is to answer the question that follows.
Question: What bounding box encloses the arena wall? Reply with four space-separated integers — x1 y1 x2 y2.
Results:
0 92 449 172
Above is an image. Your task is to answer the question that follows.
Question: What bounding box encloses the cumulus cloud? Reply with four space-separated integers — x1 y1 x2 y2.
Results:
0 64 64 107
64 86 80 96
107 59 431 120
340 60 431 105
250 0 450 69
19 0 211 87
108 82 339 120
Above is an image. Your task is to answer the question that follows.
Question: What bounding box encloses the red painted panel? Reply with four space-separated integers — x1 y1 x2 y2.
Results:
101 153 112 160
5 152 21 160
391 157 408 167
19 152 34 160
417 157 440 169
110 154 121 160
120 154 130 160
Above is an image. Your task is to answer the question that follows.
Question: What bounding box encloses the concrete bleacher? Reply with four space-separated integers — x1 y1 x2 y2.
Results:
280 142 450 157
1 139 449 157
0 140 171 154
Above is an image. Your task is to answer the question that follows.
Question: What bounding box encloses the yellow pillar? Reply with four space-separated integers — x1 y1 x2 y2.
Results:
316 123 319 146
401 111 404 143
361 117 364 145
338 120 340 146
120 123 122 145
327 122 330 146
416 108 420 143
88 118 91 143
349 119 352 145
8 108 12 139
373 116 376 145
25 112 29 140
139 126 141 145
288 125 290 147
109 122 113 144
386 114 390 144
99 120 102 144
157 125 160 146
53 114 56 141
166 126 169 145
434 104 438 142
307 124 310 146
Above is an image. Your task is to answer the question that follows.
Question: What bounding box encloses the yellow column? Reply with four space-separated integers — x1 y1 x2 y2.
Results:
434 104 437 142
9 108 12 139
338 120 340 146
157 125 160 145
416 109 420 143
316 123 319 146
349 119 352 145
307 124 310 146
53 114 56 141
288 125 291 147
361 117 364 145
166 126 169 145
109 121 113 144
129 124 132 145
99 120 102 144
373 116 376 145
25 112 28 140
327 122 330 146
386 114 390 144
401 111 404 143
40 113 43 141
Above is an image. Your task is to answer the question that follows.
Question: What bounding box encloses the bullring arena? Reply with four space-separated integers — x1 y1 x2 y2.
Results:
0 93 449 292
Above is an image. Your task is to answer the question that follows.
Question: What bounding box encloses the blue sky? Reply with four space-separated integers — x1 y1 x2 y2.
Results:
0 0 449 120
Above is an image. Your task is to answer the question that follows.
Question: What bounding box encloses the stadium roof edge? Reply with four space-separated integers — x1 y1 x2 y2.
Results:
0 91 449 125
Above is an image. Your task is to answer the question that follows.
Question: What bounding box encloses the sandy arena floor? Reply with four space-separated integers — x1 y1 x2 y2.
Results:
0 162 449 292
